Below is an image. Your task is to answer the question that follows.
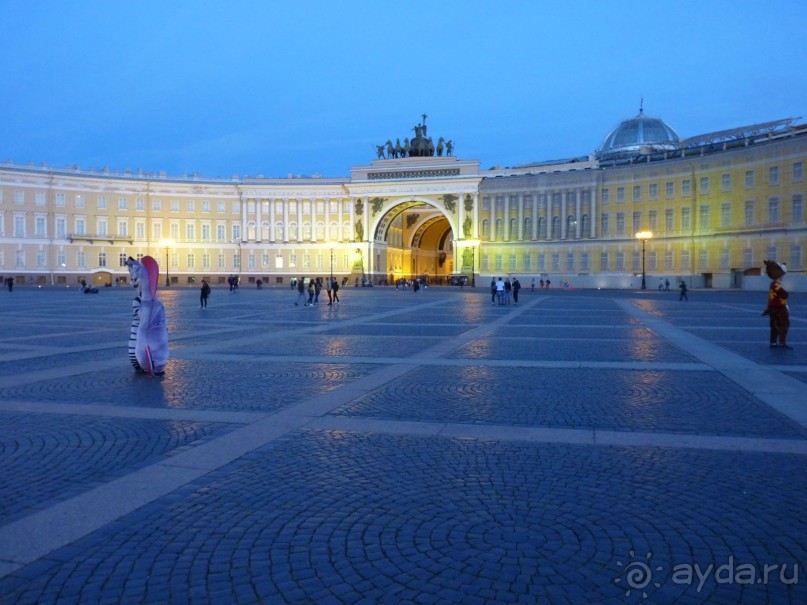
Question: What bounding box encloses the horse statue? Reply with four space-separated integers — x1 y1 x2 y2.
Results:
385 140 394 159
394 138 403 158
125 256 169 376
376 144 385 159
437 137 445 156
403 138 411 157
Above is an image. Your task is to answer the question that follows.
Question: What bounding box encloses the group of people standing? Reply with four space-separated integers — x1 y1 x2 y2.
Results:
295 277 340 307
491 277 522 305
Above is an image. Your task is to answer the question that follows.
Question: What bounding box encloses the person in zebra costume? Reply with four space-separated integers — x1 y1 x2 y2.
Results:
125 256 169 376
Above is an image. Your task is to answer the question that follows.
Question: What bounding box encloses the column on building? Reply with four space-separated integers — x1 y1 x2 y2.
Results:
282 198 289 243
458 192 465 240
310 198 317 243
590 186 598 239
269 198 276 242
531 192 538 240
363 196 370 242
256 197 263 242
472 194 480 239
349 197 356 241
324 197 330 243
503 195 510 241
561 190 568 240
517 193 524 241
241 195 248 242
575 188 582 239
296 197 303 243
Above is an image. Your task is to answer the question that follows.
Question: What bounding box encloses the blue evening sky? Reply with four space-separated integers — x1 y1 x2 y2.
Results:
2 1 805 179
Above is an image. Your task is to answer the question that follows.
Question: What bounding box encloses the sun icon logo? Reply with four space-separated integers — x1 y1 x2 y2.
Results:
614 550 663 599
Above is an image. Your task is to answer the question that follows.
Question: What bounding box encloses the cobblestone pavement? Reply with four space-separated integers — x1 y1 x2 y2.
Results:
0 285 805 604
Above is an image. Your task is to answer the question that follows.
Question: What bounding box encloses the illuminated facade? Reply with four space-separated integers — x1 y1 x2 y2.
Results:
1 113 805 290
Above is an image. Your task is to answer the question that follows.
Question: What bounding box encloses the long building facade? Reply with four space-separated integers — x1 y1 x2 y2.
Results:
1 112 805 290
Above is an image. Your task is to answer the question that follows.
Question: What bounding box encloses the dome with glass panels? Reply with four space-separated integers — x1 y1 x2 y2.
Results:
597 107 680 160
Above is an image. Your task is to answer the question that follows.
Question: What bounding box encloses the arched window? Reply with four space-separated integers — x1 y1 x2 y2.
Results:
495 219 504 239
247 221 256 241
342 221 352 241
289 221 298 240
538 217 546 239
329 221 339 240
302 221 312 240
482 219 490 238
551 216 560 239
567 215 577 238
261 221 270 241
524 217 532 239
275 221 284 241
509 217 518 239
581 214 590 238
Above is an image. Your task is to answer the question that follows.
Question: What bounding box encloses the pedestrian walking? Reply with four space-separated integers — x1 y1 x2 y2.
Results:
761 260 792 349
512 277 521 304
531 278 535 292
331 278 340 304
490 279 497 304
679 280 688 301
314 278 323 305
200 279 211 309
5 277 13 292
295 277 306 306
307 279 316 306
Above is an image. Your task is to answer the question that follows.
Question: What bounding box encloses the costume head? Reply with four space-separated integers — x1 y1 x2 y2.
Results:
124 255 168 376
763 260 787 280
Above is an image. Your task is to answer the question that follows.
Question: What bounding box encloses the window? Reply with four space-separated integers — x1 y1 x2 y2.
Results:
14 214 25 236
682 180 691 196
600 214 609 237
98 252 107 267
632 211 641 233
152 222 162 240
744 248 753 268
721 174 731 192
232 223 241 241
744 201 755 226
202 200 210 212
217 202 226 213
648 251 657 271
615 252 624 271
55 193 65 207
632 185 641 201
186 223 195 240
665 250 673 271
550 217 559 238
601 189 610 204
523 253 531 271
649 184 658 200
496 219 504 239
699 205 710 230
719 249 730 270
481 219 490 238
648 210 658 231
171 200 180 212
509 255 517 271
551 253 560 271
201 224 211 241
631 251 640 272
170 224 179 239
681 249 690 270
565 252 574 271
203 254 210 269
118 220 128 237
615 212 625 235
665 182 674 198
791 245 802 270
75 195 85 208
768 197 780 223
665 209 674 232
769 166 779 185
97 219 108 236
135 198 144 211
600 252 608 271
698 249 708 270
186 200 194 212
135 222 145 239
233 253 241 269
14 191 24 204
118 197 128 210
745 170 755 188
537 253 545 270
617 187 625 203
793 194 804 223
98 196 107 209
494 254 502 271
700 177 710 195
152 199 162 211
218 254 225 269
289 221 298 239
681 208 691 231
36 192 46 205
35 216 46 236
217 224 225 241
75 217 86 235
481 255 489 271
794 161 804 182
118 253 128 267
55 216 66 238
720 203 731 227
15 249 25 267
77 250 86 267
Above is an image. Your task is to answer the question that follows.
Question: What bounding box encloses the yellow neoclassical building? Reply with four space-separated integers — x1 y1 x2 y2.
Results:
1 112 805 290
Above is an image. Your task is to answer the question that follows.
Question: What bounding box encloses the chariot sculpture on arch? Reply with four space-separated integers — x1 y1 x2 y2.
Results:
375 114 455 159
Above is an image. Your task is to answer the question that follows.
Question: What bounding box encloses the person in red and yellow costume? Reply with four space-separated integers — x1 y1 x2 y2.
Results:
761 260 792 349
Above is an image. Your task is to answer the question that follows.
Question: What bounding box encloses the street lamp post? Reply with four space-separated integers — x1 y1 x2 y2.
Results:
635 231 652 290
158 239 174 288
330 248 334 282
